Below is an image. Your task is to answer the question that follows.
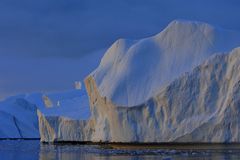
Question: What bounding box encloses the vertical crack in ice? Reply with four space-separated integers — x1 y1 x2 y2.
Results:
13 116 23 138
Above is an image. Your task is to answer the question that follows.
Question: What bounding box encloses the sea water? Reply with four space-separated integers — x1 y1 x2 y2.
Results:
0 140 240 160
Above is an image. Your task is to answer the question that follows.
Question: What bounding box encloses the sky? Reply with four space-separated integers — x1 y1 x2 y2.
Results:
1 0 240 98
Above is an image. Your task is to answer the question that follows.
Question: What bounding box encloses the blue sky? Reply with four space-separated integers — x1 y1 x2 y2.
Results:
0 0 240 98
0 0 240 57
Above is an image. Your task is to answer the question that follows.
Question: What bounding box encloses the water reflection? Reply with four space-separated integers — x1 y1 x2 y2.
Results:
1 140 240 160
0 140 39 160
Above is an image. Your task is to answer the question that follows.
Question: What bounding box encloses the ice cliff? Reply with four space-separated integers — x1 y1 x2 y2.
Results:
84 47 240 142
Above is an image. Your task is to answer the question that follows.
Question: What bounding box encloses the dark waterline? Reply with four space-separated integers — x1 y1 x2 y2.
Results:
1 140 240 160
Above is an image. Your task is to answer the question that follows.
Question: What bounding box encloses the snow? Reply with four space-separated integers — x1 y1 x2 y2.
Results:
92 20 240 106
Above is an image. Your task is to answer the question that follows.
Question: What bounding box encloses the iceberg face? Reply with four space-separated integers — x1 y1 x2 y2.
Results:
92 20 240 106
37 111 94 142
83 47 240 142
0 97 39 138
0 111 23 138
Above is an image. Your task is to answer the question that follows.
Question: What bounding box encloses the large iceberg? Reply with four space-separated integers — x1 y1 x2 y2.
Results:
39 47 240 143
84 47 240 142
38 20 240 142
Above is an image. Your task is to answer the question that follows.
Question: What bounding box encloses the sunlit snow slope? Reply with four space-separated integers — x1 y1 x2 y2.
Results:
92 20 240 106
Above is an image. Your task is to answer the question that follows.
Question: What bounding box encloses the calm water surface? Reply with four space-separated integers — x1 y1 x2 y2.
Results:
1 140 240 160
